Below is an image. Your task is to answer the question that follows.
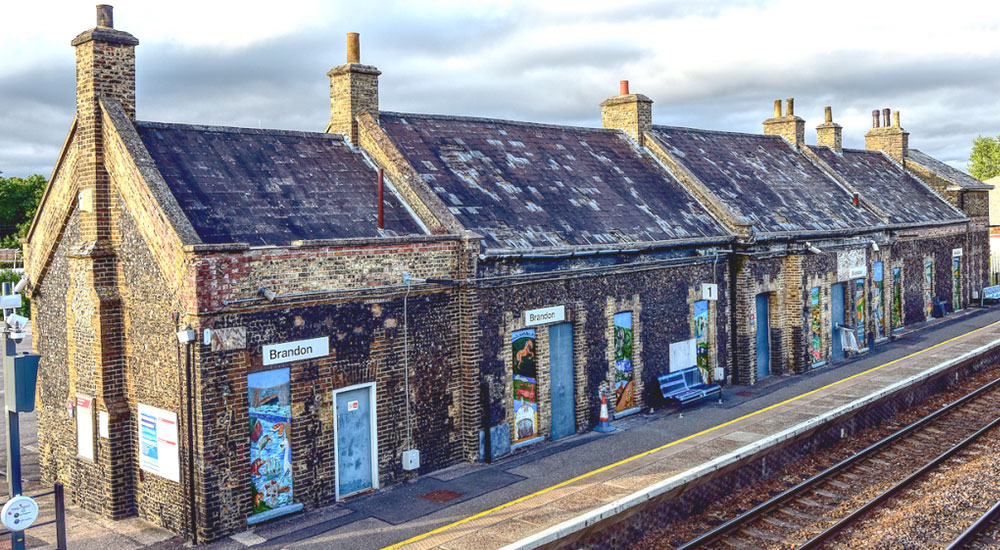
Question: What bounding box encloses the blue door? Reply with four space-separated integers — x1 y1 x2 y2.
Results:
336 386 374 499
755 294 770 379
549 323 575 440
831 283 845 361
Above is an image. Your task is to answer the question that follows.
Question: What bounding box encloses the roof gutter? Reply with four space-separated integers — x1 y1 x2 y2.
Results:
479 235 735 261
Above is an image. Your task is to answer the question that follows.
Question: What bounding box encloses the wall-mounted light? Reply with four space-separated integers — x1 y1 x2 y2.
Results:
258 288 277 302
806 242 822 254
871 241 879 252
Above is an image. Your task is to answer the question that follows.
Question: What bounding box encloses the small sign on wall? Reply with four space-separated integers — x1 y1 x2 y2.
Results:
138 403 180 483
76 395 94 461
523 306 565 327
953 248 963 257
99 410 109 439
669 338 697 372
263 337 330 366
701 284 718 301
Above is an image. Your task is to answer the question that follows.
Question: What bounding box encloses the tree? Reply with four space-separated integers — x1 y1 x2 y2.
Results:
968 135 1000 180
0 172 47 249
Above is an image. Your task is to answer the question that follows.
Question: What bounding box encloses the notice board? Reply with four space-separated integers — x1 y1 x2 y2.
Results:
138 403 180 483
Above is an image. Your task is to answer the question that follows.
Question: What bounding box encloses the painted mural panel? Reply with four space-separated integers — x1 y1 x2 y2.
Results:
511 328 538 443
873 262 885 341
694 301 709 383
248 368 293 517
854 279 866 349
924 261 934 319
953 256 961 310
809 287 822 366
613 312 635 413
892 267 903 330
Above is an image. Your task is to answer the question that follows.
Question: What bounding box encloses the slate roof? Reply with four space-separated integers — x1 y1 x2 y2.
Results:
812 148 964 225
649 126 880 235
135 122 423 246
907 149 993 190
377 112 730 250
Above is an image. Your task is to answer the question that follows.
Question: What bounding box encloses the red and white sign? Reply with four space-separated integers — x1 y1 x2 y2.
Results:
348 400 359 412
76 395 94 460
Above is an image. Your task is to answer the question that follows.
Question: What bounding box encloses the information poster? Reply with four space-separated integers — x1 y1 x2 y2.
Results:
249 368 294 516
855 279 866 349
924 262 934 319
892 268 903 330
873 263 885 341
693 301 709 383
613 312 634 413
138 403 180 482
511 329 537 443
76 395 94 460
809 287 822 365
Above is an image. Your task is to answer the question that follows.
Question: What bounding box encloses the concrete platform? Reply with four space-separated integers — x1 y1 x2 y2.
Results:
379 308 1000 550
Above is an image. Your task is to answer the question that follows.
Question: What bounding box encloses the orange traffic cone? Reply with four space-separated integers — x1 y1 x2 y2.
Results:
594 392 616 433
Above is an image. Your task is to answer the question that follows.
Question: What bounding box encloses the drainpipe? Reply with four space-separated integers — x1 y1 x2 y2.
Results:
176 326 198 544
728 252 739 385
377 168 384 231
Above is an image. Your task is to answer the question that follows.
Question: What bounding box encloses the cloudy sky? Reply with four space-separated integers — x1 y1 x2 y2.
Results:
3 0 999 178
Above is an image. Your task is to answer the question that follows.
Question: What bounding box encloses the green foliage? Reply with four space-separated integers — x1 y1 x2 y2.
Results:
0 172 47 249
968 135 1000 180
0 270 29 317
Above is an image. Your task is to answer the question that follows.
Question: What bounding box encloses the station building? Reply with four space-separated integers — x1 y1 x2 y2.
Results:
23 7 990 540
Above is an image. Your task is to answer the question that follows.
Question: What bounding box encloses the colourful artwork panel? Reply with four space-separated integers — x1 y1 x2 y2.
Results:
809 287 822 365
694 301 709 383
953 256 961 310
892 267 903 330
613 312 634 413
248 368 293 516
873 262 884 341
924 262 934 319
511 329 537 443
854 279 866 349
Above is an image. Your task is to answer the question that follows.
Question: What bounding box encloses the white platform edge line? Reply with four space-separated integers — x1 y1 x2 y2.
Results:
501 336 1000 550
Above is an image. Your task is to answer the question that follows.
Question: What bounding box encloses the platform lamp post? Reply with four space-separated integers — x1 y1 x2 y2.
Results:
2 278 41 550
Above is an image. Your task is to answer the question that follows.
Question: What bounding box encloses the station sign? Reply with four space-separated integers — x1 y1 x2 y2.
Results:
263 336 330 365
524 306 565 327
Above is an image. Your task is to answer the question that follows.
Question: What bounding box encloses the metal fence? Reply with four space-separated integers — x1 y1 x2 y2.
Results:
991 251 1000 286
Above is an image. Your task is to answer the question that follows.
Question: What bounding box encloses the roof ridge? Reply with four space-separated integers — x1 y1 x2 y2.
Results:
135 120 347 141
652 124 782 140
379 111 621 134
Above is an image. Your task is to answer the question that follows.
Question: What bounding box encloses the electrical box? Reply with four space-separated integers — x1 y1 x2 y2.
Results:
402 449 420 471
713 367 725 382
4 353 40 413
701 283 718 301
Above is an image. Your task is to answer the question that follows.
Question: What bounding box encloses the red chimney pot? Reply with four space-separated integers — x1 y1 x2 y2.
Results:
619 80 629 96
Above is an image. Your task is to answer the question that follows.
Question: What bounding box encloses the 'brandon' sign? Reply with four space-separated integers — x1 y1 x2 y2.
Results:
262 337 330 365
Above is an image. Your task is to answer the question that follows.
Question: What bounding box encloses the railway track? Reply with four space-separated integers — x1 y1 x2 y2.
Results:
945 500 1000 549
673 375 1000 550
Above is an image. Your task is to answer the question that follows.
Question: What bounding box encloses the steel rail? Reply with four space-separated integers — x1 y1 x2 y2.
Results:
945 499 1000 550
675 375 1000 550
797 411 1000 549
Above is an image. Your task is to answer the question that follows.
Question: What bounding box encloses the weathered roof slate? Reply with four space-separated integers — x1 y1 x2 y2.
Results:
812 148 964 225
907 149 992 190
650 126 880 235
135 122 423 246
378 112 729 250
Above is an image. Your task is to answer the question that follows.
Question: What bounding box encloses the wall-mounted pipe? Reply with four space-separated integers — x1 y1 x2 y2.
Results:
377 168 384 230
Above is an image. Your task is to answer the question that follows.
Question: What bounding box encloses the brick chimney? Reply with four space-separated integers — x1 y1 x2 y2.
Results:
63 4 135 521
763 98 805 148
816 106 843 152
326 33 381 145
600 80 653 145
865 107 909 163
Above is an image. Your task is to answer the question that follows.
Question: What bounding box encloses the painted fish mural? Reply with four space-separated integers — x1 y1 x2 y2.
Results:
249 368 294 516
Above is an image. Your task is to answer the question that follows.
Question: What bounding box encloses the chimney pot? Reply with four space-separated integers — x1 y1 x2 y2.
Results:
346 32 360 63
96 4 113 28
882 108 891 128
619 80 629 96
773 100 782 118
872 109 880 128
785 97 794 116
893 110 900 127
824 106 833 124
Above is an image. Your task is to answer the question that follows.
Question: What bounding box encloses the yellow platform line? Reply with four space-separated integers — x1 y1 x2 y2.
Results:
382 319 1000 550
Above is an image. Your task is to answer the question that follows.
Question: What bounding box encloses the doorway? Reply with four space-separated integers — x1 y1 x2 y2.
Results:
831 282 845 361
334 383 378 500
548 323 575 440
755 294 770 379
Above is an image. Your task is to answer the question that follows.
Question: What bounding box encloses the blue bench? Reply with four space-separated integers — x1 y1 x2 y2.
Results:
658 367 721 408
